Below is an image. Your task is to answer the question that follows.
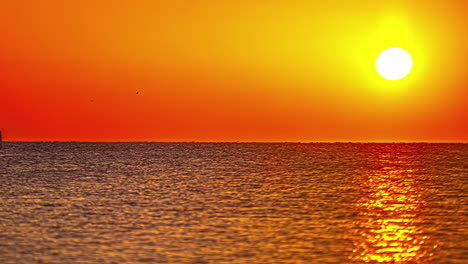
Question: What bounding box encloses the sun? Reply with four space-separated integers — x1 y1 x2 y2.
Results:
376 48 413 81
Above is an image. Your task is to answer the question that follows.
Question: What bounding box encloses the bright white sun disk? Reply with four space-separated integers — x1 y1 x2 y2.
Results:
376 48 412 80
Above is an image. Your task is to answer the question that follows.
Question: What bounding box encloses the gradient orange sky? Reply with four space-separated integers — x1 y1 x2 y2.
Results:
1 0 467 142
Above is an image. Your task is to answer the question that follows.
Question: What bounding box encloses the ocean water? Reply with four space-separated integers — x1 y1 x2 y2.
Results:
0 142 466 264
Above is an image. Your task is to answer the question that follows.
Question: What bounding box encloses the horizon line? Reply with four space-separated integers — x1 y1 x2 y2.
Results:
2 140 467 144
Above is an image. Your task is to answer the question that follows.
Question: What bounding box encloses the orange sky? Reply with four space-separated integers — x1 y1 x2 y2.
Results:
1 0 467 142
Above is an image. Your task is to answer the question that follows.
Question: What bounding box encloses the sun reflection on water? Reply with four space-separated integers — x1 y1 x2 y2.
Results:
352 152 435 263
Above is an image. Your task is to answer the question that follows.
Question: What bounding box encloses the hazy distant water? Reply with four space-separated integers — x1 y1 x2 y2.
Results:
0 143 466 264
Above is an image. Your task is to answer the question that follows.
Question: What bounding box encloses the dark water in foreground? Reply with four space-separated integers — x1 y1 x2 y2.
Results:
0 143 466 264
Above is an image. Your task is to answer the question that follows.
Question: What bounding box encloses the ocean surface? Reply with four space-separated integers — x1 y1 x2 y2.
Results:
0 142 466 264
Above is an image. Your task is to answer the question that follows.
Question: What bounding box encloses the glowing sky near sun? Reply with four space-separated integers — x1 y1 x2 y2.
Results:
1 0 467 142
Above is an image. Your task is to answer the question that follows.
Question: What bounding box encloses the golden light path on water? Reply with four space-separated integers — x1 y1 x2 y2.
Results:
352 150 436 263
